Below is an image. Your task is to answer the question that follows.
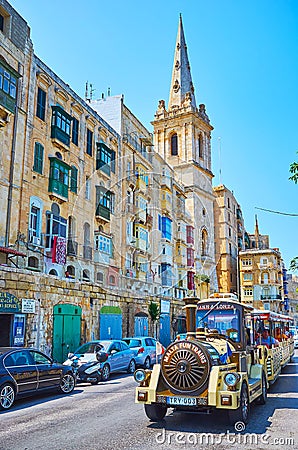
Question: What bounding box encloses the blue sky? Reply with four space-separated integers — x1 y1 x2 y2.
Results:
11 0 298 269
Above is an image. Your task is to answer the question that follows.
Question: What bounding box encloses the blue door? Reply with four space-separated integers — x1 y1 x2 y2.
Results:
100 306 122 340
134 315 148 336
159 313 171 347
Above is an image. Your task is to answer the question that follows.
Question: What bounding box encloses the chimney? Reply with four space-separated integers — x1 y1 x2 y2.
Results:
184 297 199 336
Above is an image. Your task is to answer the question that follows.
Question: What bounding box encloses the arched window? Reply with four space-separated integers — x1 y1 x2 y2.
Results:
66 265 75 278
83 222 90 245
171 133 178 156
28 256 39 269
49 269 58 276
97 272 104 282
82 269 90 280
261 272 269 284
202 229 208 256
109 275 116 285
198 134 203 158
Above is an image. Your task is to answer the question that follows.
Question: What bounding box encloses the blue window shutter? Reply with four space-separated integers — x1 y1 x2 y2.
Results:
158 214 162 231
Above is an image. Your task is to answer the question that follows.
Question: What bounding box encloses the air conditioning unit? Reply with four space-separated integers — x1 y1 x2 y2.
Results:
31 236 41 246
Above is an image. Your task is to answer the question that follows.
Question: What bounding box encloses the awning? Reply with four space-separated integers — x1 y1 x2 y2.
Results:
0 247 26 257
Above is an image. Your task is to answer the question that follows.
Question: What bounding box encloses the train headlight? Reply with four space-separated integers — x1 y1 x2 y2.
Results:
224 372 240 387
134 369 146 383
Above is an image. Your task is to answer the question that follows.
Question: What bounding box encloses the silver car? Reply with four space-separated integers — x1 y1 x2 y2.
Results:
64 340 136 382
122 337 164 369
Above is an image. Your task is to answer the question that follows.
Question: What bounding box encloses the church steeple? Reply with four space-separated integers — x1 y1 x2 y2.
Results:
168 14 196 110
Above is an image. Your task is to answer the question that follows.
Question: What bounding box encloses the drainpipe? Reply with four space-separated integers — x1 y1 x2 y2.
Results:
5 62 22 247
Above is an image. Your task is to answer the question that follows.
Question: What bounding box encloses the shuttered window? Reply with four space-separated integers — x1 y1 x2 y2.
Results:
33 142 44 174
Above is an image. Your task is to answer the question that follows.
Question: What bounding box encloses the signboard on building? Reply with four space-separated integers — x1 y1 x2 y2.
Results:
160 299 170 314
0 292 21 313
22 299 36 314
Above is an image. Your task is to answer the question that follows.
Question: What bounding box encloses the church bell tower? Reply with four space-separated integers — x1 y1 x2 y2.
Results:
152 14 217 291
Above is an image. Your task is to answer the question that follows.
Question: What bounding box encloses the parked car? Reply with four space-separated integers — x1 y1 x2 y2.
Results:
63 340 136 382
0 347 75 411
294 335 298 349
122 337 165 368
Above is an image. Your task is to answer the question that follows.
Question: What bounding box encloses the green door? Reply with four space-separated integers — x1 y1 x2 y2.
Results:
52 304 81 363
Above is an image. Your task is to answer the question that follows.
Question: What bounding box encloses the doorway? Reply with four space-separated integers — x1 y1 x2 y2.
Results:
0 314 13 346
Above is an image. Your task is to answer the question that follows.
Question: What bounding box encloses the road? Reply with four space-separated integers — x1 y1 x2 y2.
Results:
0 352 298 450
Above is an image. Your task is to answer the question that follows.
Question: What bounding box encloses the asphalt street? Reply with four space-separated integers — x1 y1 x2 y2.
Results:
0 351 298 450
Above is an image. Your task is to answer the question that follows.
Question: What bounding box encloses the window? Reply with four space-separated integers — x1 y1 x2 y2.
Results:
261 272 269 284
29 205 40 242
187 271 195 290
72 117 79 146
242 259 252 266
186 225 194 244
0 66 16 99
36 87 46 121
171 133 178 156
243 273 253 281
48 157 70 199
70 166 78 194
86 129 93 156
45 205 67 249
96 142 115 175
161 263 172 286
96 186 111 220
85 177 91 200
33 142 44 174
198 134 203 158
202 229 208 256
51 106 72 146
30 351 51 365
97 272 104 282
109 275 116 285
66 265 75 278
82 269 90 280
28 256 39 269
244 289 253 296
95 234 112 256
158 215 172 240
187 248 194 267
0 14 3 32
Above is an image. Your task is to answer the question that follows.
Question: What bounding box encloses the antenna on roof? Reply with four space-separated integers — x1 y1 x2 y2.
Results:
85 81 95 102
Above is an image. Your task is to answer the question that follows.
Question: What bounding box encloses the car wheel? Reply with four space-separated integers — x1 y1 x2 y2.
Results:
256 372 267 405
144 403 167 422
101 364 110 382
127 359 136 374
228 382 249 425
58 373 75 394
0 383 15 410
144 357 151 369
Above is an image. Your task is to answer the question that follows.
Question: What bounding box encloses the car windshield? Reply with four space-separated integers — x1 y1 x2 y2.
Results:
123 339 142 348
196 304 241 342
75 342 104 354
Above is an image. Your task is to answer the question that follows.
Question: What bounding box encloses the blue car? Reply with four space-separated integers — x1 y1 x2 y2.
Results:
64 340 136 382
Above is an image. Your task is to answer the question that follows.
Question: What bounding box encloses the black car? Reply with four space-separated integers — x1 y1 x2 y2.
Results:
0 347 76 411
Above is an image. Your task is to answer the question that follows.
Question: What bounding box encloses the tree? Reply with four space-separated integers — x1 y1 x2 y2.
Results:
148 301 160 338
289 153 298 270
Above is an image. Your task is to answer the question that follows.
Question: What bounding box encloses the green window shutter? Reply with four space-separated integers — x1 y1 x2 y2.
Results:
33 142 44 174
70 166 78 193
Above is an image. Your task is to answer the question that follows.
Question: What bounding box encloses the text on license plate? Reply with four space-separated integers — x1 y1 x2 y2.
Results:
167 396 196 406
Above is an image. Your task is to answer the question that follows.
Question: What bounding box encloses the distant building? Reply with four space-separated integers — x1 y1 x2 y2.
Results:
239 217 284 312
213 185 245 294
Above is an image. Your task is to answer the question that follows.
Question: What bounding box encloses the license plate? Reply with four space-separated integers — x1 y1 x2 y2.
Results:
167 396 196 406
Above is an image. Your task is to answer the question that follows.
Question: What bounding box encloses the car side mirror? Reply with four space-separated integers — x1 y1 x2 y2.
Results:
96 351 108 363
110 349 117 355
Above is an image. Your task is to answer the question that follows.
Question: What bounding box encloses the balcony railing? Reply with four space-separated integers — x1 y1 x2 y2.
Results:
260 295 282 300
96 205 110 221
